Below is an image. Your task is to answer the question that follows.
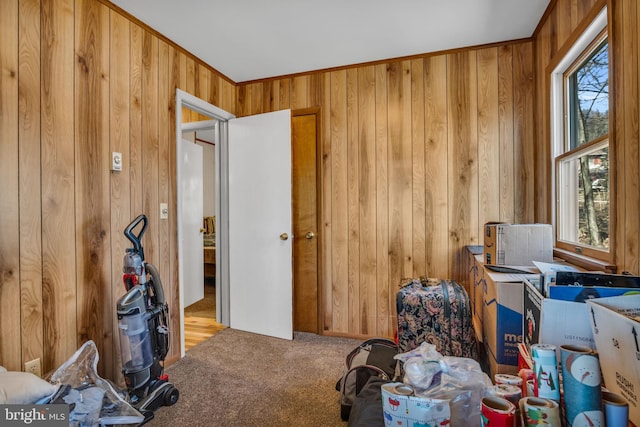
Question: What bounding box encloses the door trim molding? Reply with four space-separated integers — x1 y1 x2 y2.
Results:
176 89 234 357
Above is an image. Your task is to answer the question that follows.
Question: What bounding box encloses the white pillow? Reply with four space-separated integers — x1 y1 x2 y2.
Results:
0 368 58 404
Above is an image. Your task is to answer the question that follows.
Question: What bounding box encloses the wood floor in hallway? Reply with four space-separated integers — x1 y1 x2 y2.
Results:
184 316 226 351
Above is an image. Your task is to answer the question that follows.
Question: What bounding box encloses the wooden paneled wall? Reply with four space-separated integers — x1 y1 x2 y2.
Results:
0 0 235 378
533 0 640 274
1 0 541 379
236 42 535 337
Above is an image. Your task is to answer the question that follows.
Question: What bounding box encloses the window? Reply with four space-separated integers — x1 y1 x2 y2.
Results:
551 8 611 261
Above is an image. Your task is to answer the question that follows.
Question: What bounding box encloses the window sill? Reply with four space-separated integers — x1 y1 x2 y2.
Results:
553 248 617 274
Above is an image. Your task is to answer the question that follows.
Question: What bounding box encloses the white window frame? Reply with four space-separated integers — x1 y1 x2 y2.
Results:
550 7 609 257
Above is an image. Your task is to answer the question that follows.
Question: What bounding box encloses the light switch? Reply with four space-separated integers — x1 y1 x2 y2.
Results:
160 203 169 219
112 152 122 172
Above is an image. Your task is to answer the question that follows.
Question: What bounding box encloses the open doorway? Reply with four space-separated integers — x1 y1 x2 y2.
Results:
181 121 225 350
176 90 235 358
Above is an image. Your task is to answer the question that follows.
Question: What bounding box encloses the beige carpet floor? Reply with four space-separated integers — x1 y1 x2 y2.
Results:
149 328 362 426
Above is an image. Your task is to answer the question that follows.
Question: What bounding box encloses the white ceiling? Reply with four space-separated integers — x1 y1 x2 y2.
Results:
109 0 550 83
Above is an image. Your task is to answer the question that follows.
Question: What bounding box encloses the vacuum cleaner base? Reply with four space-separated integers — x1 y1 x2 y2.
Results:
134 380 179 425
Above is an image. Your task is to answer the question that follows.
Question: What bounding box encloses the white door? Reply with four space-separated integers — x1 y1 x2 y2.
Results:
228 109 292 340
180 138 204 307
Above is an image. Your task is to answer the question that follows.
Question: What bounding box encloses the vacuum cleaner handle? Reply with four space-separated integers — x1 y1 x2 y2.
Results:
124 214 148 260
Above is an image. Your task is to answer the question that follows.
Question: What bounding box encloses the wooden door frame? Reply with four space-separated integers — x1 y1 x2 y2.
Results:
292 107 323 334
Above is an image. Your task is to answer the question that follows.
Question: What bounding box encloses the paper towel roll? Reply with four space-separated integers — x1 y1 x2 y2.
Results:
381 382 451 426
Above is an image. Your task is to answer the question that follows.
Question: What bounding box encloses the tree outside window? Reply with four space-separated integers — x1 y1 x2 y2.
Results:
557 36 609 252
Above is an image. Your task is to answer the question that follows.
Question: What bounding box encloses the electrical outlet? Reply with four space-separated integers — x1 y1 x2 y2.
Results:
25 358 41 377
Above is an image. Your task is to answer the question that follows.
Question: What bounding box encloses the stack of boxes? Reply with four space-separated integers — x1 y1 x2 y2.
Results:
471 222 640 426
473 223 553 376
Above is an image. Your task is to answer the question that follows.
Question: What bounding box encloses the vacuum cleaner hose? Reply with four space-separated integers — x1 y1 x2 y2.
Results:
145 263 165 306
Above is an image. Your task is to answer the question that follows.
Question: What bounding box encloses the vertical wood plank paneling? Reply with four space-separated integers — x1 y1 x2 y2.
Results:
108 9 130 382
578 0 598 22
320 72 332 331
220 74 235 114
208 72 219 108
0 0 21 371
622 0 639 273
330 69 348 332
141 30 159 264
513 42 535 223
498 45 515 222
279 78 291 110
557 0 573 46
291 75 309 110
250 82 264 115
309 73 323 108
411 59 426 276
447 51 478 277
74 0 111 375
374 63 390 335
346 68 360 332
636 3 640 274
129 23 142 217
157 39 173 359
468 53 479 247
184 56 194 121
41 0 77 372
387 61 413 290
571 0 580 31
178 51 186 91
8 0 564 352
168 44 181 353
358 65 376 334
236 85 248 116
19 0 43 366
197 63 209 105
8 0 241 379
424 55 449 280
549 6 559 60
262 80 277 111
477 47 500 234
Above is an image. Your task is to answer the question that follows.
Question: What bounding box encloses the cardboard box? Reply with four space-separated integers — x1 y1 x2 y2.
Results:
533 260 582 295
587 295 640 426
523 277 595 356
483 266 539 376
547 285 640 302
484 223 553 266
461 245 483 297
471 254 485 343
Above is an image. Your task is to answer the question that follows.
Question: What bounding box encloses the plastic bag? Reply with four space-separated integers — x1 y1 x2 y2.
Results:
48 340 144 426
394 342 492 425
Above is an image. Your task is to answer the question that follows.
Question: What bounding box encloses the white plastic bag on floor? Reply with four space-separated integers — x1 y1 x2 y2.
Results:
48 340 144 426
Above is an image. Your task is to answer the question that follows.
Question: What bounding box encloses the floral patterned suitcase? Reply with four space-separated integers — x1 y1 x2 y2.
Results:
396 277 477 359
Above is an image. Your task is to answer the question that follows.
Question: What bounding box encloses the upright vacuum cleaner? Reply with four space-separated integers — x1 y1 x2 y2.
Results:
117 214 179 423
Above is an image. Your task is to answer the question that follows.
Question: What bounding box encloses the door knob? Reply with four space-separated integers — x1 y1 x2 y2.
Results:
280 233 289 241
305 232 315 240
200 228 206 233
